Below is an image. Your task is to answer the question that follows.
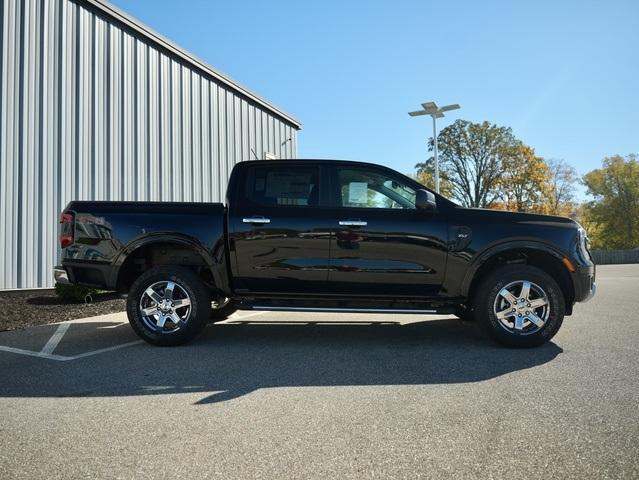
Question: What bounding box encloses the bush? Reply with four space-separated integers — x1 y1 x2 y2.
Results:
54 283 99 303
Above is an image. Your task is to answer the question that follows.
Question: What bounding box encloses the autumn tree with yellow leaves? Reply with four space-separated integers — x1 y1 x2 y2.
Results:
413 120 639 250
582 154 639 249
415 119 519 208
497 144 551 214
546 159 579 217
414 119 572 214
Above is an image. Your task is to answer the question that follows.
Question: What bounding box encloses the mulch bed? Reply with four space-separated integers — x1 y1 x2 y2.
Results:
0 290 126 332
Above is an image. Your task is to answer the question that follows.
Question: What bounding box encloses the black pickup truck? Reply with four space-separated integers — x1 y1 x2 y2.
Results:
55 159 595 347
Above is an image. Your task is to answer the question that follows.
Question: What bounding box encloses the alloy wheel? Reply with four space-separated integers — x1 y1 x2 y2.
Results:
139 281 192 333
493 280 550 335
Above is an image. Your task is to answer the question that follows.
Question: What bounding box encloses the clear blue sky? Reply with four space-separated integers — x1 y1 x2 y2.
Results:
111 0 638 194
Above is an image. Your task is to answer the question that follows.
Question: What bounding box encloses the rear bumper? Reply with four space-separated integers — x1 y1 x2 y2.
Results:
55 261 112 289
53 266 71 285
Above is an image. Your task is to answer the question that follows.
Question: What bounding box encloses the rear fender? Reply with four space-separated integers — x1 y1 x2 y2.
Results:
108 233 225 291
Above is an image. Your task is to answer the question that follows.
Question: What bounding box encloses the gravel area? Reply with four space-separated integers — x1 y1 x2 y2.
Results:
0 290 125 331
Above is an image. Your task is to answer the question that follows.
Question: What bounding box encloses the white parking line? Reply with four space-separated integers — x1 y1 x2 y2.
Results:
0 313 142 362
97 322 129 329
70 340 144 359
40 323 71 354
0 345 70 361
0 309 274 362
0 340 144 362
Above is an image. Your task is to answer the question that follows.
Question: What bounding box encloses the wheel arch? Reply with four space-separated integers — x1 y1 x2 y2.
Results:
462 241 575 314
111 234 224 293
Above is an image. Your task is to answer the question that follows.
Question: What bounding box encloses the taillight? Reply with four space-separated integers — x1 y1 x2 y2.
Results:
59 212 74 248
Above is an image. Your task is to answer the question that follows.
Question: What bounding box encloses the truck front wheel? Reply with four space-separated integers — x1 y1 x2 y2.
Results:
126 266 211 346
474 265 565 348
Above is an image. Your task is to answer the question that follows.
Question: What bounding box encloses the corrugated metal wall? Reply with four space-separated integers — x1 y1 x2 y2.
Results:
0 0 300 289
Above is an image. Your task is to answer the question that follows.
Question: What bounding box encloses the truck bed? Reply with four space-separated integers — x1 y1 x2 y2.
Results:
60 201 227 290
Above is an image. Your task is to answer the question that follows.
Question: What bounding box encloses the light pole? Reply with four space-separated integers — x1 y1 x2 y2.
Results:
408 101 460 193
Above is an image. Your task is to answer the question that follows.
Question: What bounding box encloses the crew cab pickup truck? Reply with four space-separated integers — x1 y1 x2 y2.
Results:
55 159 595 347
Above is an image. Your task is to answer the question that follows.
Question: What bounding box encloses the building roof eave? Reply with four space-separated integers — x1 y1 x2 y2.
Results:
79 0 302 129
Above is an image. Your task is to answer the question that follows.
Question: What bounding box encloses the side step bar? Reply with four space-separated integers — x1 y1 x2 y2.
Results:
241 305 439 314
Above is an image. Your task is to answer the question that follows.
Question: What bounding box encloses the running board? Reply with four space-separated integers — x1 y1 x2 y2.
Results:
242 305 439 314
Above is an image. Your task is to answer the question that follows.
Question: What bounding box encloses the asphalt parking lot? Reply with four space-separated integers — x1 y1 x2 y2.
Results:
1 264 638 479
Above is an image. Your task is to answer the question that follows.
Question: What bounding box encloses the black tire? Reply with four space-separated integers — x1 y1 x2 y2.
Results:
209 298 238 322
473 265 565 348
126 266 211 346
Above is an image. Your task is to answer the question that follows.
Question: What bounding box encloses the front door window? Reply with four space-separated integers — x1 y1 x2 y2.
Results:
338 169 417 209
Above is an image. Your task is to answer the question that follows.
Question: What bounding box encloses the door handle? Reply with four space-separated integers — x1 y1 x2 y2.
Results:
243 217 271 224
339 219 367 227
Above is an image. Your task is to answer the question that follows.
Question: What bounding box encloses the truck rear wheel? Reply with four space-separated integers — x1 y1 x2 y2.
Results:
126 266 211 346
474 265 565 348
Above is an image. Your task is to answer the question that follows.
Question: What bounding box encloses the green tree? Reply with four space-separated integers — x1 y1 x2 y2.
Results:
582 154 639 249
417 119 519 208
498 144 551 213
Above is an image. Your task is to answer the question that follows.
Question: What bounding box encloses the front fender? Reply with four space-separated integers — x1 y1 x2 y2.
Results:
459 239 569 298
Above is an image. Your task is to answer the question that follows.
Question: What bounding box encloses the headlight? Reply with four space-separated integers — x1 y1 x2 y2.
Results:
577 226 590 251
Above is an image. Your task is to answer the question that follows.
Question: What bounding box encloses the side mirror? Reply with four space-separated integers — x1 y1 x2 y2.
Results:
415 189 436 212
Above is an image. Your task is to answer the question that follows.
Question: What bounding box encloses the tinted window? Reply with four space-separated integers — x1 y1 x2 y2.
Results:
245 165 320 207
337 168 417 209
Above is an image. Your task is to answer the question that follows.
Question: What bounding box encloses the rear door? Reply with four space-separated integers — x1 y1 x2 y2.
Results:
326 164 449 297
228 162 332 294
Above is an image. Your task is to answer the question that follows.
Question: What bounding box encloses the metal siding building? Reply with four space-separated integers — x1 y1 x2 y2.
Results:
0 0 301 289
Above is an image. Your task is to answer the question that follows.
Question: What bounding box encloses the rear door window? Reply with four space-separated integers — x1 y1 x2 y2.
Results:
243 165 320 207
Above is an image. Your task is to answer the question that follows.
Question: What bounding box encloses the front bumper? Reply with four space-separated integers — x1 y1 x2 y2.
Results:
53 266 71 285
583 282 596 302
573 264 596 303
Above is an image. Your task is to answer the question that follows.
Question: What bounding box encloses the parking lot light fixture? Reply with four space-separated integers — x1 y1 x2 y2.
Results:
408 101 460 193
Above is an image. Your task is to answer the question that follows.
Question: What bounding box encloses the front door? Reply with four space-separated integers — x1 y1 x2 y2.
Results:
326 164 448 297
229 163 332 294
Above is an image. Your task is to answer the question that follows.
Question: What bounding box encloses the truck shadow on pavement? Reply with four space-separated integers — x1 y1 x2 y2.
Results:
0 318 563 404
